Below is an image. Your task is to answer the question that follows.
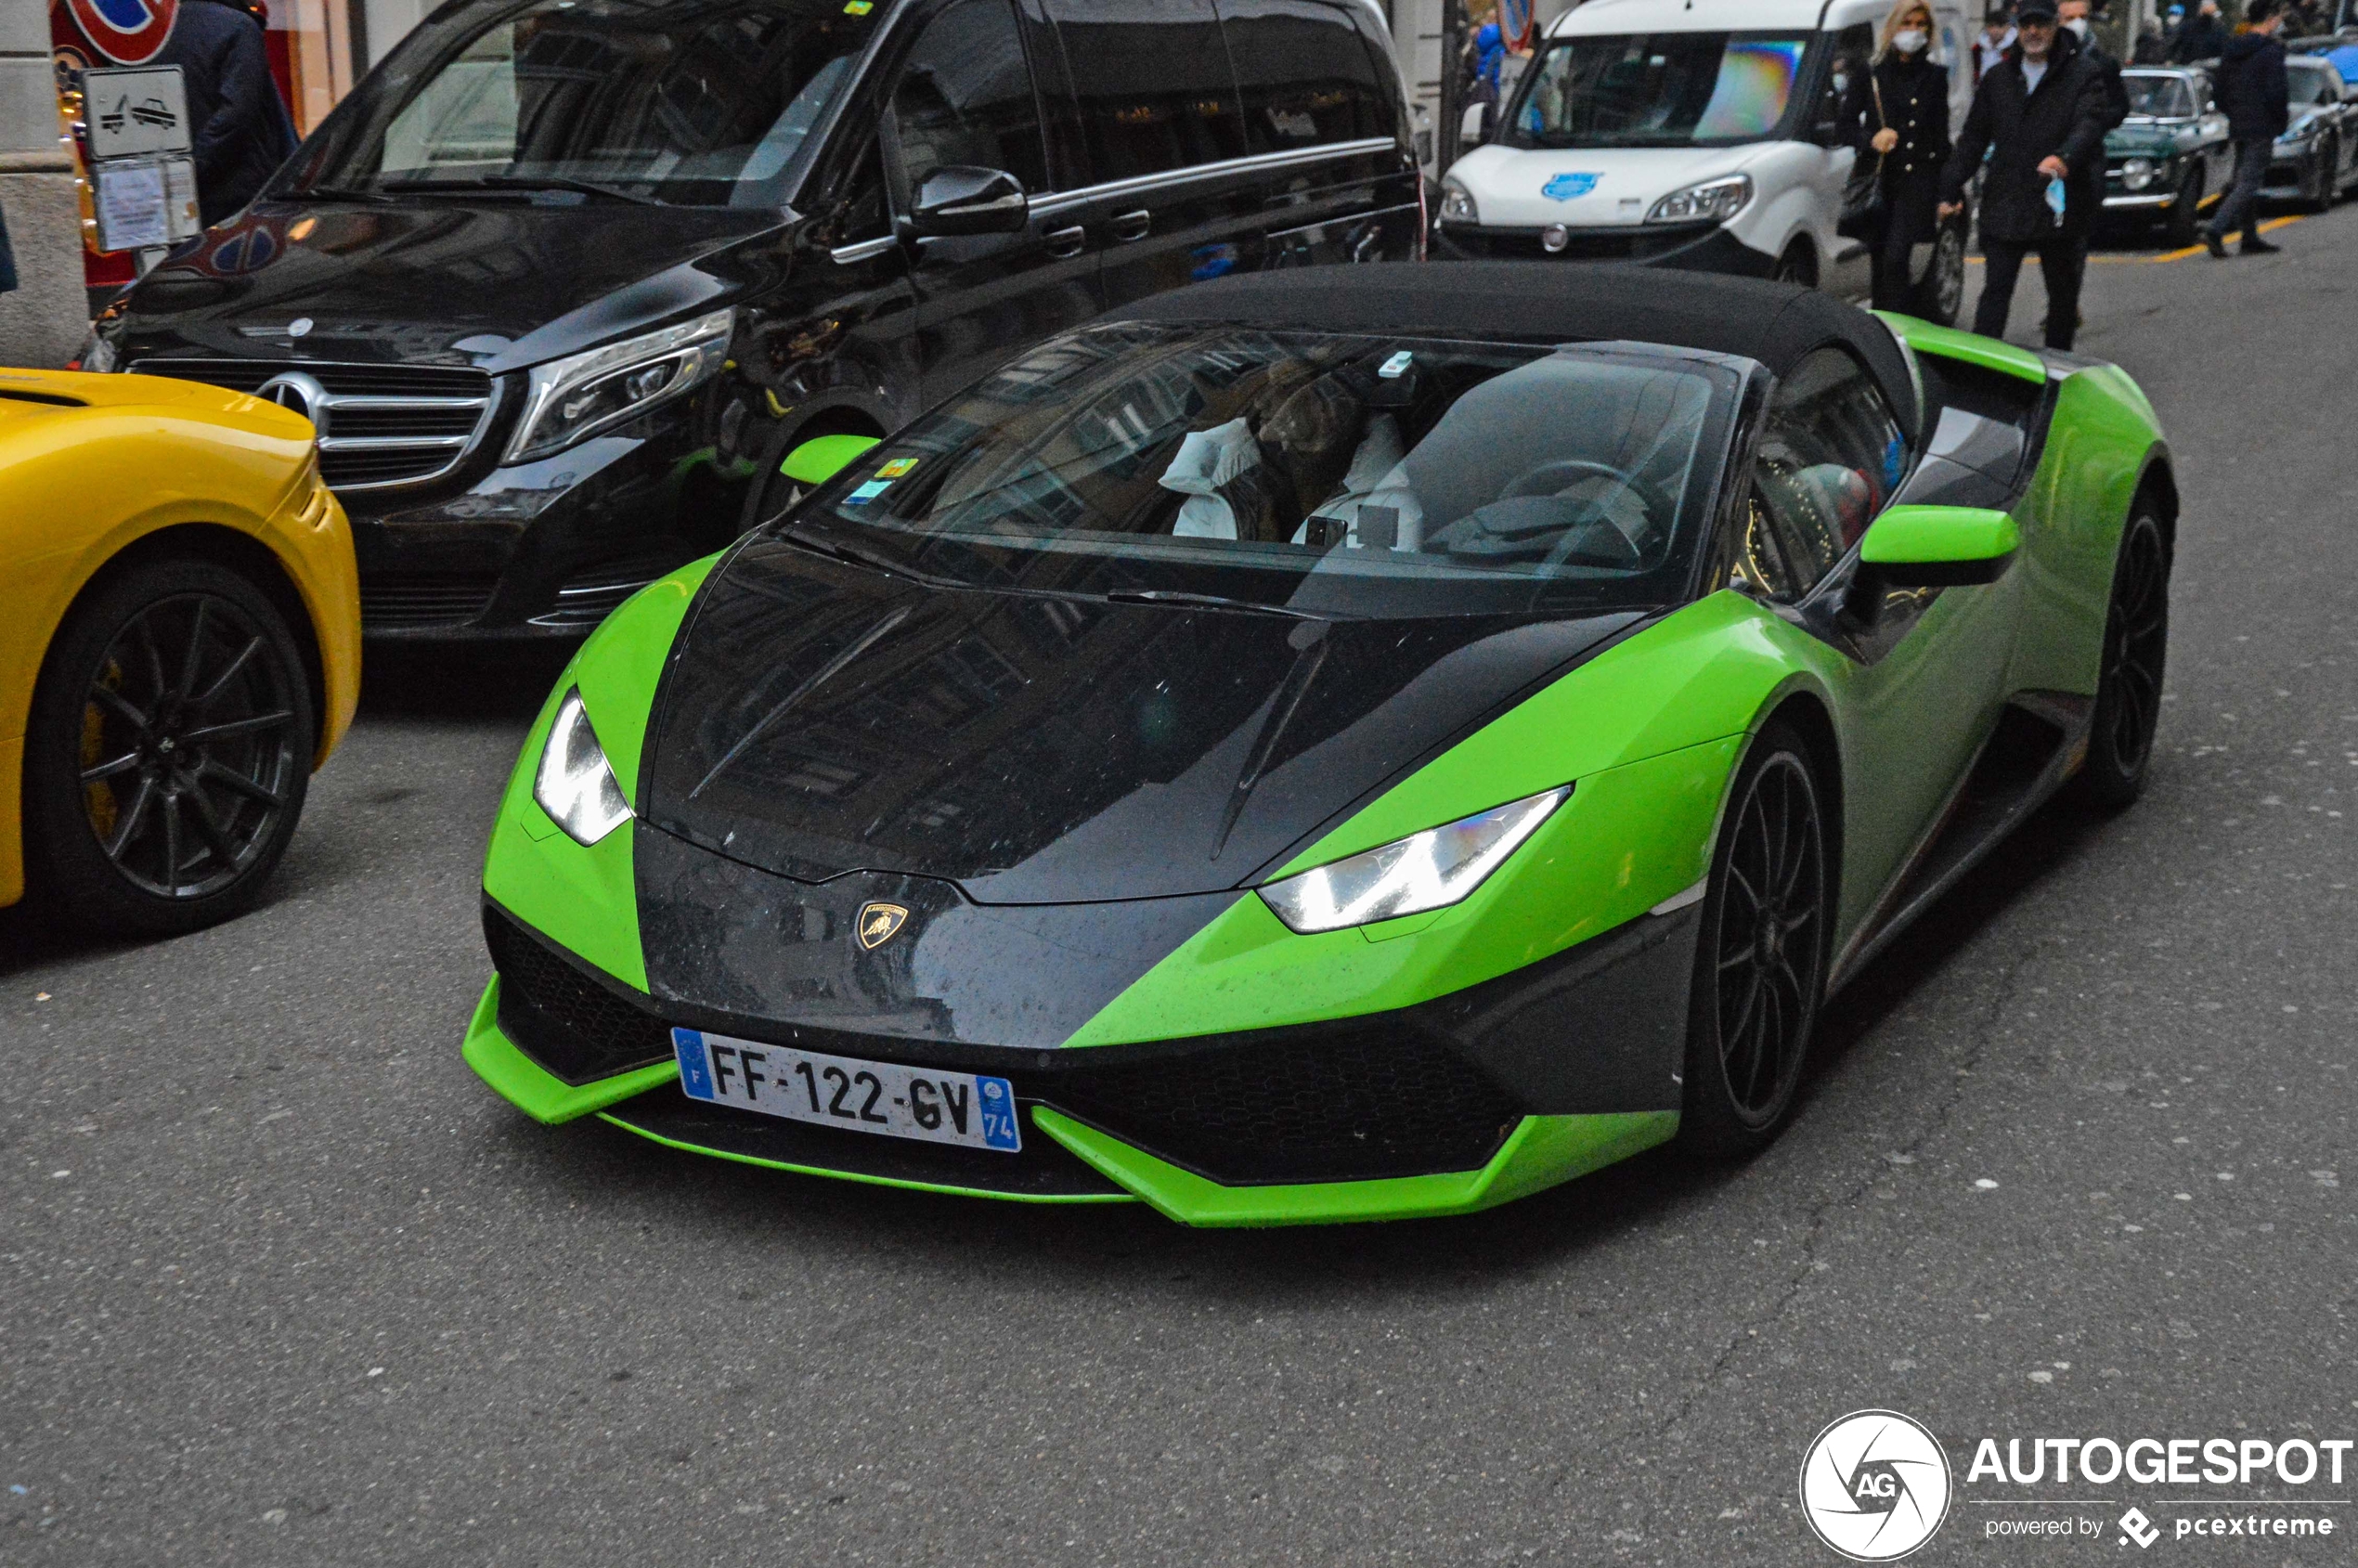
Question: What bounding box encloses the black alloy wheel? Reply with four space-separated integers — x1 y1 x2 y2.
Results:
2164 166 2204 248
1678 721 1829 1159
2070 513 2170 810
2315 136 2341 210
24 557 315 935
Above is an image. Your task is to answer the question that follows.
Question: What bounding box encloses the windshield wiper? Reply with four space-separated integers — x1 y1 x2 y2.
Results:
287 184 394 204
1102 588 1332 620
777 524 964 589
379 175 663 206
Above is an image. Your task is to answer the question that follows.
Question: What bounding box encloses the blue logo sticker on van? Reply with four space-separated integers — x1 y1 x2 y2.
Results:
1542 173 1602 201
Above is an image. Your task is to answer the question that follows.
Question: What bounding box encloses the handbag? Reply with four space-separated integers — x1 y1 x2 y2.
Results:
1837 71 1888 240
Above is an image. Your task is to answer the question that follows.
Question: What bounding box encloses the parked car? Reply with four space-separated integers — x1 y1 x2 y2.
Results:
80 0 1422 643
462 264 2175 1226
2101 67 2231 246
1431 0 1975 322
0 369 358 935
2262 55 2358 207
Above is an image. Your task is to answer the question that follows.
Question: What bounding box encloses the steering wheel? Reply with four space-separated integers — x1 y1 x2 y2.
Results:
1499 458 1645 500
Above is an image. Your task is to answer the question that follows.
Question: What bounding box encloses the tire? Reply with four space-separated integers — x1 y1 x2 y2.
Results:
2069 513 2170 812
22 556 316 937
2314 137 2340 211
1677 720 1830 1160
2163 165 2205 248
1770 241 1814 287
1912 217 1968 327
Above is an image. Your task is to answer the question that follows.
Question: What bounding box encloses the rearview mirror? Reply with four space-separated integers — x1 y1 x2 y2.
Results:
903 166 1028 239
1858 505 2021 587
781 432 879 486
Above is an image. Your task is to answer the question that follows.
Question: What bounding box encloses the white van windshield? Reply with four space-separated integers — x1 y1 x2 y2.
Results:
1506 32 1811 149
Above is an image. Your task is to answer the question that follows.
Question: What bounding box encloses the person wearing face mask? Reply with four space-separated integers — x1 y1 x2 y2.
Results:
1845 0 1956 310
2204 0 2291 256
2059 0 2132 128
1939 0 2111 348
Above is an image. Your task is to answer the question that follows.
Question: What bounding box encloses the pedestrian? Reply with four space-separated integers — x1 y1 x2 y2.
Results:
155 0 299 228
2132 19 2168 62
2060 0 2133 127
2170 0 2227 62
2204 0 2291 256
1939 0 2110 348
1846 0 1954 311
1974 4 2018 79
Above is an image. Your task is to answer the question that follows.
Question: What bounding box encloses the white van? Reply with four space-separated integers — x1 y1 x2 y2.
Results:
1434 0 1974 320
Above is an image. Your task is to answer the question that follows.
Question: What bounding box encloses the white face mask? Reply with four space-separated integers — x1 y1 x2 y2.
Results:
2063 16 2091 35
1894 27 1929 51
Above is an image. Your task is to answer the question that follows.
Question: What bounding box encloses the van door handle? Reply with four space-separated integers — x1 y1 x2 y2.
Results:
1111 209 1151 242
1043 225 1086 258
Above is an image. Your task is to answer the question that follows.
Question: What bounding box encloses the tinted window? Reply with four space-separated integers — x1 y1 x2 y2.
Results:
2123 72 2195 117
295 0 878 207
1739 347 1906 602
1508 31 1811 149
1047 0 1249 179
787 322 1736 619
1221 0 1389 154
889 0 1050 195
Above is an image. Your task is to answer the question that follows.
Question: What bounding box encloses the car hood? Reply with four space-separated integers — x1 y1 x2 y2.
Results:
110 200 790 372
639 538 1645 905
2106 121 2195 154
1449 142 1763 227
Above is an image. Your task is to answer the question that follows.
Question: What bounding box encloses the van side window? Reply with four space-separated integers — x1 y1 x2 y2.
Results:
1814 22 1874 136
1737 346 1904 602
838 141 890 242
1048 0 1249 180
1221 0 1390 154
887 0 1052 197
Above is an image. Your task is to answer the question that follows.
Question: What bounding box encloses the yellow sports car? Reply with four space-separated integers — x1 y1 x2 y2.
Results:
1 367 359 935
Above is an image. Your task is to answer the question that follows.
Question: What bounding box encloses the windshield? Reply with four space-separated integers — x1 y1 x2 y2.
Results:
286 0 879 207
1505 32 1811 149
2288 62 2336 108
2123 74 2196 117
781 324 1736 619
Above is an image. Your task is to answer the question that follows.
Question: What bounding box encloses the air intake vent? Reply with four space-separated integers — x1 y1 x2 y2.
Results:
359 570 502 629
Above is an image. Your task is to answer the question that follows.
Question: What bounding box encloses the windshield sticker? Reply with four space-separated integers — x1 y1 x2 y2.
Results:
875 458 919 479
1543 172 1601 201
845 479 893 505
843 0 873 11
1378 351 1415 379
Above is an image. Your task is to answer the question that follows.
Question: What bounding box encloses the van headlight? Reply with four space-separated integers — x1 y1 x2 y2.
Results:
1257 787 1567 934
508 308 732 464
1439 178 1481 225
2119 156 2157 190
1645 174 1753 225
533 688 633 846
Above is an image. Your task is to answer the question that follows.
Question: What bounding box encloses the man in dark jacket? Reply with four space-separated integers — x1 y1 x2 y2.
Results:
2060 0 2133 128
2170 0 2228 61
1939 0 2112 348
156 0 299 227
2204 0 2292 255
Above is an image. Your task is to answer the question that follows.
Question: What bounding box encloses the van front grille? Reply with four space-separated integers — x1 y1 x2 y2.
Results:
131 357 497 491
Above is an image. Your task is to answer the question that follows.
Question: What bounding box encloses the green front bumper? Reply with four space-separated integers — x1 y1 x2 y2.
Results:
464 982 1677 1227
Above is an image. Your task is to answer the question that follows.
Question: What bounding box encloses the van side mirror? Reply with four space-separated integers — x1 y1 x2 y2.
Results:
1858 505 2021 587
903 166 1028 239
781 432 880 486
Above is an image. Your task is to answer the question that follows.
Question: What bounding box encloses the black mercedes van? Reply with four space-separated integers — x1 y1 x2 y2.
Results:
84 0 1423 639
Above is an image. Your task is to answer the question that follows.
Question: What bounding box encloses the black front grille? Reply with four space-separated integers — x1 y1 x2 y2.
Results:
1051 1030 1523 1184
131 357 495 491
485 906 674 1084
135 357 490 398
360 570 502 628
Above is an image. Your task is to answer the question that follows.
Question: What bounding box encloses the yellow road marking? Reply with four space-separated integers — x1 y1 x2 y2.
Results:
1965 213 2306 266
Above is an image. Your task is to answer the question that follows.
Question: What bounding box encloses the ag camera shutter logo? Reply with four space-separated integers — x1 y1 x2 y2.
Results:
1800 1409 1953 1561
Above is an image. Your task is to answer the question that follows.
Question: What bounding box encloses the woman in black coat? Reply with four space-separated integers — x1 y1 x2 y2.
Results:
1843 0 1955 312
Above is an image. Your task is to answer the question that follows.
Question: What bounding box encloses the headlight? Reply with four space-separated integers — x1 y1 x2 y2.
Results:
507 307 732 464
1257 787 1567 934
1438 179 1480 225
533 688 632 846
2120 156 2157 190
72 330 119 374
1645 174 1752 225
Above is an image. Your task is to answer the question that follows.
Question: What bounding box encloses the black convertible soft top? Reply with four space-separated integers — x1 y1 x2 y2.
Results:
1111 262 1923 442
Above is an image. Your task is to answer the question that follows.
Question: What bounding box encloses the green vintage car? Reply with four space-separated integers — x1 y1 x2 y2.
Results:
2103 66 2233 245
462 266 2174 1226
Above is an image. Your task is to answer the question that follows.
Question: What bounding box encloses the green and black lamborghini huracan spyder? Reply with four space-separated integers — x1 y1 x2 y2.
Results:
464 264 2171 1226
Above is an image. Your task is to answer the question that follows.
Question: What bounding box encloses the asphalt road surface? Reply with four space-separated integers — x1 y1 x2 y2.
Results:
6 219 2357 1568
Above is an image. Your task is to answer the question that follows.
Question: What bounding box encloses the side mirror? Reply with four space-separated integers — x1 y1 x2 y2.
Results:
781 432 879 486
1858 504 2021 587
903 166 1028 239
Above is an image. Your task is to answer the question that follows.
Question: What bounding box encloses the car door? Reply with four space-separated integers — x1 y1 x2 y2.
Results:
887 0 1109 406
1732 347 2020 919
1041 0 1268 308
1215 0 1416 270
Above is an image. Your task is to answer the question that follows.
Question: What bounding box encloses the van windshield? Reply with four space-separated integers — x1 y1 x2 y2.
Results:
1505 32 1812 149
287 0 882 208
782 323 1737 620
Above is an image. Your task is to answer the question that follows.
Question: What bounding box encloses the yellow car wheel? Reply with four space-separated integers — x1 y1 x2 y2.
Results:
24 556 317 935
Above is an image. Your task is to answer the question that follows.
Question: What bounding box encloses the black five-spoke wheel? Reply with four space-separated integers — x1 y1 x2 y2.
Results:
1680 721 1828 1158
26 557 315 935
2073 513 2170 810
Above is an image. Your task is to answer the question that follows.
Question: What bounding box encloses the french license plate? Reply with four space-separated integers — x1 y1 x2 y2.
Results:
671 1028 1022 1153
